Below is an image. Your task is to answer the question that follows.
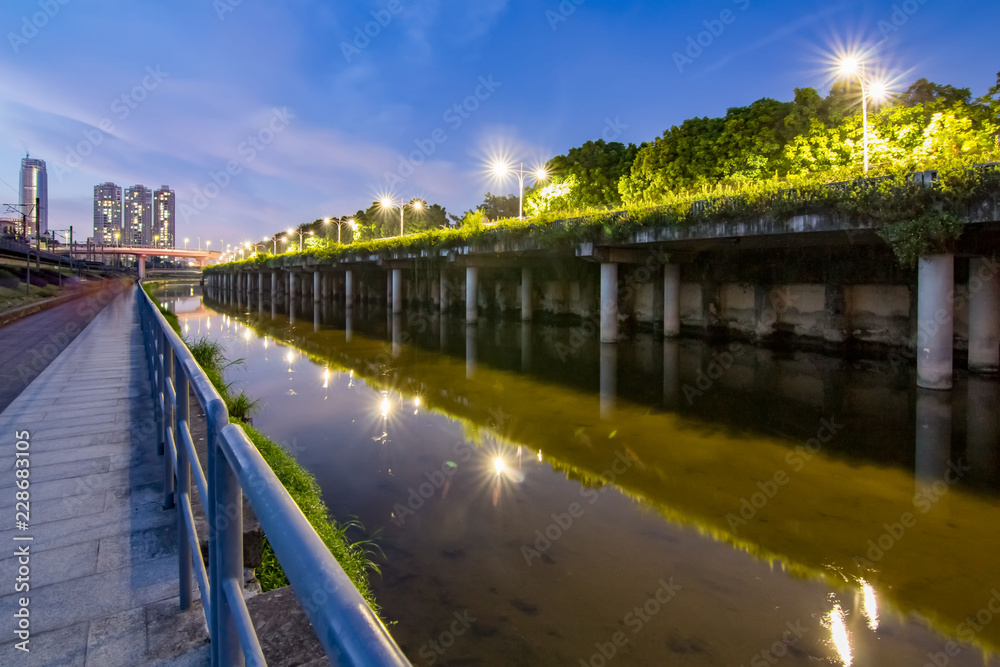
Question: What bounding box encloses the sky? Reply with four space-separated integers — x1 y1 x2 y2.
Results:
0 0 997 249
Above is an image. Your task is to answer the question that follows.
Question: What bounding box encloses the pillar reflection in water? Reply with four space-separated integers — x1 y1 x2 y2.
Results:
600 343 617 419
270 299 276 320
314 302 320 332
289 295 295 324
466 325 477 379
439 313 447 352
663 340 680 409
521 322 532 373
345 305 353 343
967 376 999 481
914 388 952 510
392 313 402 357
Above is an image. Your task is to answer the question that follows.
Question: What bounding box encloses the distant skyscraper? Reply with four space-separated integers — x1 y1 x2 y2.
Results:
124 185 152 246
93 182 122 245
154 186 175 248
19 156 47 237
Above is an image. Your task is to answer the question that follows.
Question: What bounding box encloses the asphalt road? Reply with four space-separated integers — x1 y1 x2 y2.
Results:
0 281 131 414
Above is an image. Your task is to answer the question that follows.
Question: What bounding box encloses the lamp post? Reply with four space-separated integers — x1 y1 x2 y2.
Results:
838 56 888 175
326 217 358 244
379 198 423 237
492 161 549 219
286 228 313 251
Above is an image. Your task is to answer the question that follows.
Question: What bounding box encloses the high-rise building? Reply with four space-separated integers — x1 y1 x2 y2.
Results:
124 185 152 246
93 182 122 245
19 156 47 238
153 186 175 248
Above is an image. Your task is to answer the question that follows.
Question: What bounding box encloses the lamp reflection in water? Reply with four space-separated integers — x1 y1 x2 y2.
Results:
859 580 878 631
826 603 853 666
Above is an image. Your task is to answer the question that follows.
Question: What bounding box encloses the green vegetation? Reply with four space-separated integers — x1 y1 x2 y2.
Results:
138 287 382 610
142 282 180 334
191 337 379 609
217 74 1000 270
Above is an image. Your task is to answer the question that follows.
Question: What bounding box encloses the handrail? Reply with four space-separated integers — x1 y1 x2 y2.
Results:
137 283 410 666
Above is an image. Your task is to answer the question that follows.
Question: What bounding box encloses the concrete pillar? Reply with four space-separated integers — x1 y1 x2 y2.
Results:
466 267 479 324
431 276 440 309
289 271 296 299
138 258 146 279
600 263 618 343
663 264 680 337
968 256 1000 373
521 267 533 322
345 270 355 305
271 271 277 298
392 269 403 314
916 254 954 390
314 271 321 303
258 273 264 301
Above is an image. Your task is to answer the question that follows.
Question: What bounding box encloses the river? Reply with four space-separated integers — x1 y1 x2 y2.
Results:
158 282 1000 666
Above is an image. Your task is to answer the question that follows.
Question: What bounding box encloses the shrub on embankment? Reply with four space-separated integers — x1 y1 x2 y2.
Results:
142 282 380 610
211 160 1000 272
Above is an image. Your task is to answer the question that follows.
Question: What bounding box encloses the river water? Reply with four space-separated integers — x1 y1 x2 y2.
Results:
160 282 1000 666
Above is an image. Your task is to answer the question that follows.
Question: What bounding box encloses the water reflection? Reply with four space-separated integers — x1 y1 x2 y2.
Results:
183 285 1000 665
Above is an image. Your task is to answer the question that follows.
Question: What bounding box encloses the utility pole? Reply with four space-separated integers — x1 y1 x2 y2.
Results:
35 197 40 269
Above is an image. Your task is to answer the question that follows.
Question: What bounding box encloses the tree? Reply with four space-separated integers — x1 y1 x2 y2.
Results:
901 78 971 107
477 192 519 220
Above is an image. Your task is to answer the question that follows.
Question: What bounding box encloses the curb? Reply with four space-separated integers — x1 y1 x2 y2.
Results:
0 279 132 329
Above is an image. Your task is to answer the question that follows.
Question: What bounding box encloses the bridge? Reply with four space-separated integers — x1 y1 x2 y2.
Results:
205 176 1000 392
69 245 223 276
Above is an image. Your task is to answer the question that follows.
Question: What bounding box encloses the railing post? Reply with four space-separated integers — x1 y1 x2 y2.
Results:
176 364 192 610
206 399 239 665
156 327 165 456
162 334 176 510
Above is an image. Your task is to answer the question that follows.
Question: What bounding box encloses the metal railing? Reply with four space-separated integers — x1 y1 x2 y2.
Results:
137 283 410 667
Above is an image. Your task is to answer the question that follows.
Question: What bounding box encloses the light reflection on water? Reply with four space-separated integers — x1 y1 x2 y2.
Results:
165 283 1000 666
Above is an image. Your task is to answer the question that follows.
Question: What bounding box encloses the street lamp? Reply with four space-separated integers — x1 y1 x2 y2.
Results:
286 227 313 251
838 56 888 174
492 161 549 219
326 216 358 244
379 197 423 237
184 237 189 250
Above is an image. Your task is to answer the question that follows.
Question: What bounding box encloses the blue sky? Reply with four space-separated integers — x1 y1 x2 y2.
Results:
0 0 997 248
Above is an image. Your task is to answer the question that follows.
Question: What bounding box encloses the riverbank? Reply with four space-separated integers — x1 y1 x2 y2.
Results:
142 280 380 610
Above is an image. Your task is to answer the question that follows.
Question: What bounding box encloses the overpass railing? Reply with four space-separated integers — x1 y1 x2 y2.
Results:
137 283 410 667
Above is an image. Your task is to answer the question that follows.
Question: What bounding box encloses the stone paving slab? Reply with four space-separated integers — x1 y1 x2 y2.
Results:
0 286 209 666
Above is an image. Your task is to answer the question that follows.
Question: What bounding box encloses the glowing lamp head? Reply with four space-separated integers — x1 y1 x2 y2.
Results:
348 218 358 229
534 167 549 181
839 57 860 76
287 227 294 235
412 200 423 210
323 217 330 224
869 80 889 103
380 197 394 209
493 161 511 177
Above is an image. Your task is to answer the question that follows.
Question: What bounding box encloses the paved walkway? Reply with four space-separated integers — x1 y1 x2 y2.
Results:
0 281 130 415
0 286 209 666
